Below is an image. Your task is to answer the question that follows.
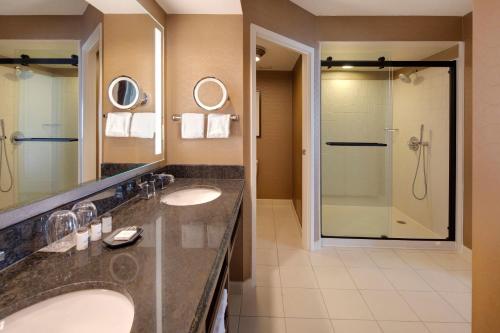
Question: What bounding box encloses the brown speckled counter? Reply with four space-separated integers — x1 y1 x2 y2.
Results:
0 178 244 333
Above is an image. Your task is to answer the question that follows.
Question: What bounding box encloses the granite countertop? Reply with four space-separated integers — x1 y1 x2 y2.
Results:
0 178 244 333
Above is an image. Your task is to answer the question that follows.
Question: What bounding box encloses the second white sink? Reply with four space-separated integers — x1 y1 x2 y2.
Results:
161 186 221 206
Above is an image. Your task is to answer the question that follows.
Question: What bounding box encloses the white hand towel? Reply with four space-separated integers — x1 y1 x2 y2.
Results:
181 113 205 139
130 113 156 138
213 288 228 333
105 112 132 137
206 114 230 139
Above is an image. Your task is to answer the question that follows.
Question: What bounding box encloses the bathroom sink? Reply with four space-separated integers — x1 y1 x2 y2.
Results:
0 289 134 333
161 186 222 206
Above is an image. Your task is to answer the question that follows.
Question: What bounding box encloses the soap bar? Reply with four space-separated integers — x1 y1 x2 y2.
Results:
114 229 137 241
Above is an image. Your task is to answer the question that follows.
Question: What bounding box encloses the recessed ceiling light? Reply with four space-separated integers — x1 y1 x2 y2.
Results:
256 45 266 62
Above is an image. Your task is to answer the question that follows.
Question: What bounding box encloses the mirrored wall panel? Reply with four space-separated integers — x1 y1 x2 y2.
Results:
0 0 164 212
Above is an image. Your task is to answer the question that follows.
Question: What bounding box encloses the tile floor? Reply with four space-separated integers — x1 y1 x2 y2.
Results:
229 199 472 333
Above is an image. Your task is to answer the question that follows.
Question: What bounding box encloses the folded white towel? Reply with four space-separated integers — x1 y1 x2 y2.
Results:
130 113 156 138
213 288 228 333
105 112 132 137
206 114 230 139
181 113 205 139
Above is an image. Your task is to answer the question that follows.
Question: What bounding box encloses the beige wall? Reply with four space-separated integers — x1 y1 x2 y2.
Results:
292 57 302 224
102 14 162 164
256 71 293 199
463 12 473 250
473 1 500 331
165 15 243 165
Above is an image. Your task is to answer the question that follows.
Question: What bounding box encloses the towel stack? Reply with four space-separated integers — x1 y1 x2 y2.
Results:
181 113 231 139
105 112 156 138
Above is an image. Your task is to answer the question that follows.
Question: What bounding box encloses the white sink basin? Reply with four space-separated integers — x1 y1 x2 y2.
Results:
0 289 134 333
161 186 222 206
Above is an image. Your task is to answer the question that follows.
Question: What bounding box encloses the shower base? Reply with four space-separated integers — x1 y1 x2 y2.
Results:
322 204 442 239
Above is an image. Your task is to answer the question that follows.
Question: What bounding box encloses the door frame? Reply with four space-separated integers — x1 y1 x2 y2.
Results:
79 24 103 183
250 24 316 284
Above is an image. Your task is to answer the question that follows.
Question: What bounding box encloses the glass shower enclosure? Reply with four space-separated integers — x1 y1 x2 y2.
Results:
321 59 456 240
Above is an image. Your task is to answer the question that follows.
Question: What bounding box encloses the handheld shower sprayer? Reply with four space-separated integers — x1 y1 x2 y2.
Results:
409 124 428 200
0 119 13 192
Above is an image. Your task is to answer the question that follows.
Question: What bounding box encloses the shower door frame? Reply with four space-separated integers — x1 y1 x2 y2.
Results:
320 59 457 242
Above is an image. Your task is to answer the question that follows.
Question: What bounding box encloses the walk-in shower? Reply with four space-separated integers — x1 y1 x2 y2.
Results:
320 53 456 241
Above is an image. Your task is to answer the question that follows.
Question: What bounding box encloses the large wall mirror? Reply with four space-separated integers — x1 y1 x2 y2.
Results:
0 0 164 217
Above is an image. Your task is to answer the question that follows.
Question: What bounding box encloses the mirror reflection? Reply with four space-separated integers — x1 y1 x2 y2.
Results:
0 0 164 212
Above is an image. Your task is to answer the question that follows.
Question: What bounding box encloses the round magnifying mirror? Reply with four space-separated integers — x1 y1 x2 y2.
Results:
193 77 228 111
108 76 147 110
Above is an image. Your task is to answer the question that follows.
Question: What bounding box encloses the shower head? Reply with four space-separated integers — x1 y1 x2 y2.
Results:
398 73 411 83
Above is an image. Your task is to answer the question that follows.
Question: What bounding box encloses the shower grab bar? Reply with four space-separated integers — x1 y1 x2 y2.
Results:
10 132 77 145
326 142 387 147
13 137 78 142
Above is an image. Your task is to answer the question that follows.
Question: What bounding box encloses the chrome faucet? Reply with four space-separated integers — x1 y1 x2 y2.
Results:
155 173 175 190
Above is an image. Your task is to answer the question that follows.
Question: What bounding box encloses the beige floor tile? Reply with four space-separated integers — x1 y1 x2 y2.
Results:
400 291 465 322
278 248 311 267
361 290 419 321
439 292 471 322
240 287 284 317
309 249 344 267
282 288 329 318
424 322 471 333
229 294 242 315
285 318 333 333
428 253 471 270
256 265 281 287
229 316 239 333
257 237 277 250
366 249 409 269
348 268 394 290
378 321 429 333
448 270 472 288
256 248 279 266
322 289 373 320
238 316 286 333
396 250 442 270
314 266 357 289
331 320 382 333
416 269 470 292
338 249 377 268
280 266 318 288
382 268 432 291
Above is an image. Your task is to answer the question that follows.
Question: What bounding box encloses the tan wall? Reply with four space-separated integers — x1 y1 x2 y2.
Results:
165 15 243 165
102 14 161 164
317 16 463 41
0 4 103 41
292 57 302 224
463 12 473 250
473 1 500 331
256 71 293 199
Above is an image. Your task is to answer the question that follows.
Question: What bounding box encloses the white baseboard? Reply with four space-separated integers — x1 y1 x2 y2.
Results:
460 245 472 263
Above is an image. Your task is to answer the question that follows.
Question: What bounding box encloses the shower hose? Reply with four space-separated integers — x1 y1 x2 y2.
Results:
0 136 13 192
412 128 427 200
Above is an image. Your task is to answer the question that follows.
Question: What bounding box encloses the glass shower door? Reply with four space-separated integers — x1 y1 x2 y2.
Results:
321 67 393 238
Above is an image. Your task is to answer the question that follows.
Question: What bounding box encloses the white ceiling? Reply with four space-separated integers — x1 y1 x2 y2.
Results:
256 37 300 71
0 0 88 15
155 0 241 14
321 41 459 62
86 0 146 14
290 0 472 16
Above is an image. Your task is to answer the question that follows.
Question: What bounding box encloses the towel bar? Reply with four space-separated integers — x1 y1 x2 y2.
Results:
171 114 239 121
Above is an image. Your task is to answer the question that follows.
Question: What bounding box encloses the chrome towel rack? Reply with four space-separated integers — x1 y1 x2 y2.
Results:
171 114 239 121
